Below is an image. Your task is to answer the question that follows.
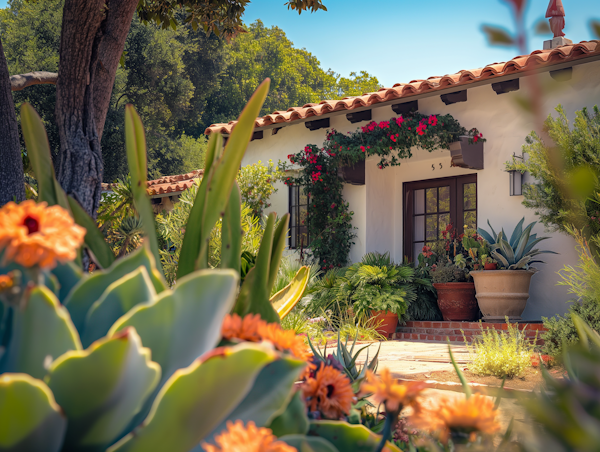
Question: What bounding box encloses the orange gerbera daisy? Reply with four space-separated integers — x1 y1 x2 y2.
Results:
202 421 296 452
412 394 500 443
0 201 85 269
0 274 14 292
361 368 426 413
221 313 267 342
302 363 354 419
257 322 310 362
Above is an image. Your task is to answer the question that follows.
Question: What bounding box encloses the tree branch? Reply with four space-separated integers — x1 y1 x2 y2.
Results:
10 71 58 91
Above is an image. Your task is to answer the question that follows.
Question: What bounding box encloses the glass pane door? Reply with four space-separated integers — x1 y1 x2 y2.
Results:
403 175 476 262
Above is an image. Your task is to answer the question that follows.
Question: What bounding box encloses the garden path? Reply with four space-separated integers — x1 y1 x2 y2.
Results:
354 340 470 377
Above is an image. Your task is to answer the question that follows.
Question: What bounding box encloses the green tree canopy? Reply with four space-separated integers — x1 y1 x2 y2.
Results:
1 4 380 182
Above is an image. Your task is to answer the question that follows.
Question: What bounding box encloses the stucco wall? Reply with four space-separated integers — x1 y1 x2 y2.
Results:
240 59 600 320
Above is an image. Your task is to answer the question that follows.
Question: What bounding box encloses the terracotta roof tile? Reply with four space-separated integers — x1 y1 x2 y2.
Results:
205 40 600 136
101 169 203 197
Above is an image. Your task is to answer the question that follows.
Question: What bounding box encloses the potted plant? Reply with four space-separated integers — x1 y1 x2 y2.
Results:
471 218 557 322
418 225 482 321
344 259 416 338
481 254 497 270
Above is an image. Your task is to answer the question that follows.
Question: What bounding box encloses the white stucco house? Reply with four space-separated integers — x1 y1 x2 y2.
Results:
206 39 600 320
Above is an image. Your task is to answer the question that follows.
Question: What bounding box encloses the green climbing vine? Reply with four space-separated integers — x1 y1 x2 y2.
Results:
284 111 484 270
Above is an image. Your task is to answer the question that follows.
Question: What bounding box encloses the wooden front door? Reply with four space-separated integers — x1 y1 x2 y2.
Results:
403 175 477 262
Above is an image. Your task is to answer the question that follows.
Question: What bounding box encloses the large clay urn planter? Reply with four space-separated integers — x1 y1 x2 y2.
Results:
432 282 478 321
371 310 398 338
471 270 536 322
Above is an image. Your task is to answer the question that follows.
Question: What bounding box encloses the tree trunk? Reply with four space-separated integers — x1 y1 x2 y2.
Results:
0 36 26 206
56 0 138 218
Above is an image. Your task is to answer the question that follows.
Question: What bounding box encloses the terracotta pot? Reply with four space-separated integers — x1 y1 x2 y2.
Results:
484 263 498 270
432 282 478 321
471 270 535 322
370 310 398 338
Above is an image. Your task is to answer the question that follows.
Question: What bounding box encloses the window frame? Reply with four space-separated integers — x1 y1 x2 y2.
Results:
288 184 310 249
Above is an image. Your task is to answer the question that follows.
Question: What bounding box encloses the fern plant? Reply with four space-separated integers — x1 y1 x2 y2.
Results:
346 264 417 317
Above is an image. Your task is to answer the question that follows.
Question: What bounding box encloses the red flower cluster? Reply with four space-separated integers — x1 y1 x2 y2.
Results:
311 171 322 183
428 115 438 126
395 116 404 127
422 245 433 258
416 119 428 136
473 132 484 143
378 121 390 129
361 121 377 133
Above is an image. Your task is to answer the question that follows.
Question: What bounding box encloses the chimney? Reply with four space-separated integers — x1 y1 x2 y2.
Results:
543 0 573 49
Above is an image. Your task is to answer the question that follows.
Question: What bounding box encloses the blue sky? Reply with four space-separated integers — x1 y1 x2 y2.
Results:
1 0 596 87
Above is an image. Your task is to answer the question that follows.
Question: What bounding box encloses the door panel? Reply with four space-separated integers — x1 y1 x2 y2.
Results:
403 175 476 261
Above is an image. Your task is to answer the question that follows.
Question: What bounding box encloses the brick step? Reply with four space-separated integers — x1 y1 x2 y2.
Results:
392 321 546 345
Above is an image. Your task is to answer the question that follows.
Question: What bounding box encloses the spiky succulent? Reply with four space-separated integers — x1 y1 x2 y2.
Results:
478 217 557 270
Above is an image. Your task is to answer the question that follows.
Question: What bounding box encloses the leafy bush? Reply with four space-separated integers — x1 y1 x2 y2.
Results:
542 229 600 358
343 264 416 318
465 321 537 378
505 105 600 259
406 265 442 321
237 159 285 217
156 182 265 285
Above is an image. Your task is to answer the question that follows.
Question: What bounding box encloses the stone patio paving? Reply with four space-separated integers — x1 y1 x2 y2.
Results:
352 340 531 438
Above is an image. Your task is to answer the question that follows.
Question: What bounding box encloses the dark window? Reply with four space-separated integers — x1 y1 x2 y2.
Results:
289 185 310 249
403 175 477 261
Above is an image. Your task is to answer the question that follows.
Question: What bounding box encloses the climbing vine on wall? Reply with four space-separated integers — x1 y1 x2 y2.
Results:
284 111 485 269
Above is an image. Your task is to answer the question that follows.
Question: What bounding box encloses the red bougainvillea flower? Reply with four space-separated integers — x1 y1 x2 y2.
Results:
428 115 438 126
0 201 86 269
396 116 404 127
202 421 296 452
390 135 397 143
473 136 479 143
360 146 365 152
302 363 354 419
331 203 336 209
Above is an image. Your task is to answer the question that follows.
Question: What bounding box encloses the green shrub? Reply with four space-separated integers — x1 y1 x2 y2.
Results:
237 159 285 217
156 182 264 285
406 265 442 321
505 104 600 259
542 300 600 358
465 321 537 378
542 229 600 358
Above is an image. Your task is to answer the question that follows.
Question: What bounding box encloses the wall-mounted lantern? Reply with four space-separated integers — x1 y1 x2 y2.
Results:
508 152 524 196
509 170 523 196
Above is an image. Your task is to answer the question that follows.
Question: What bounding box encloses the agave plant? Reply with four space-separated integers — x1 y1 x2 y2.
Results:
1 81 393 452
478 217 557 270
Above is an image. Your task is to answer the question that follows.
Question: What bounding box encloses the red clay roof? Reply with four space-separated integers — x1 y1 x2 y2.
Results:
101 169 203 197
204 40 600 136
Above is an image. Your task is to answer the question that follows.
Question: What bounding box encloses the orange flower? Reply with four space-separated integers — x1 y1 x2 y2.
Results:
257 322 310 362
412 394 500 443
221 313 267 342
302 363 354 419
203 421 296 452
0 274 14 292
361 368 426 413
0 201 85 269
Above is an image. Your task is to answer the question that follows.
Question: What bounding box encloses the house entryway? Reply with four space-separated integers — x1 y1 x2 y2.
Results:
403 175 477 262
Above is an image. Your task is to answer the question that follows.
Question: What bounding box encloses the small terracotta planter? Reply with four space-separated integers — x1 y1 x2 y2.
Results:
484 263 498 270
370 310 398 338
432 282 478 321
